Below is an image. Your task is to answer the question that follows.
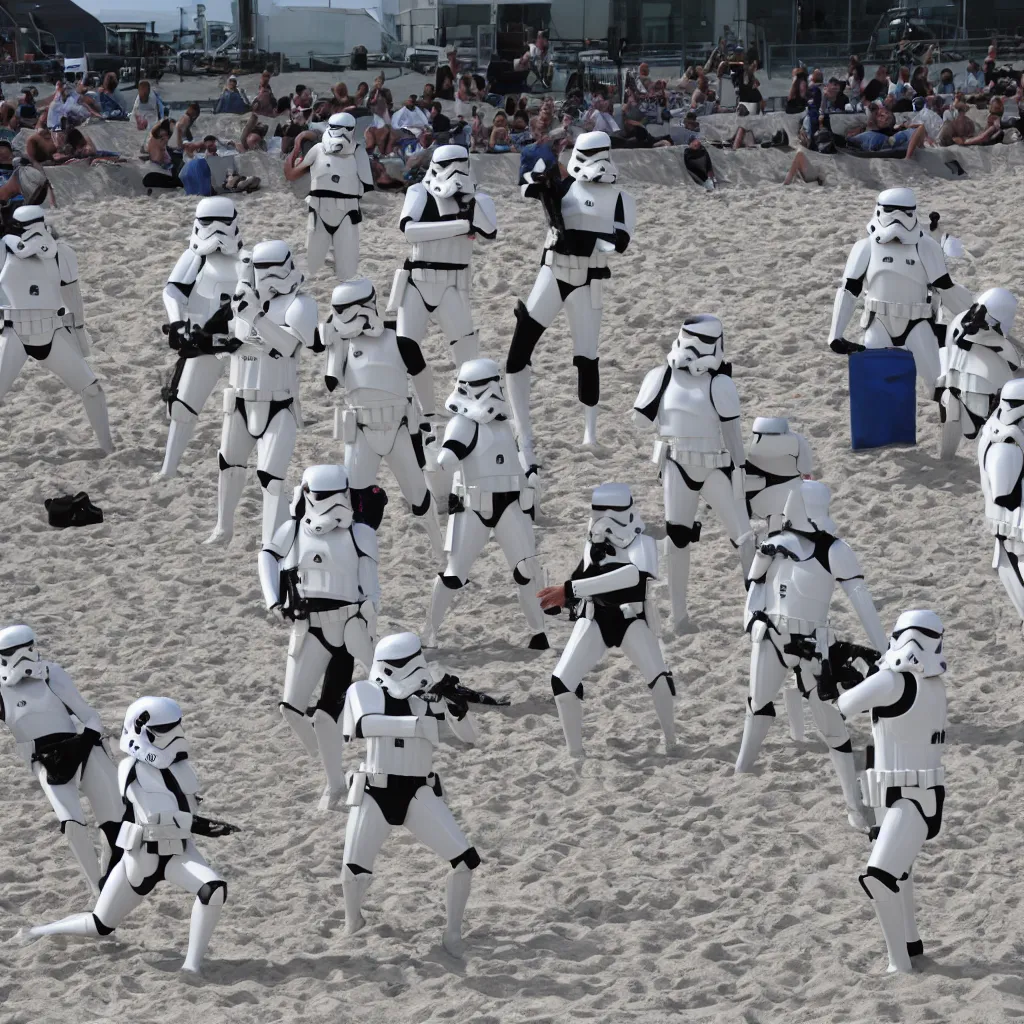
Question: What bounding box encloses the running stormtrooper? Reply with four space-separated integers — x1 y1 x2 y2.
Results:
828 188 971 398
633 315 754 632
207 240 317 546
341 632 480 958
260 464 380 811
537 484 676 756
837 610 947 974
0 625 123 894
30 696 237 974
285 112 374 280
320 277 444 556
978 378 1024 628
735 481 888 829
386 144 496 370
744 417 814 536
505 131 635 467
0 206 113 452
159 197 249 478
425 358 549 650
938 287 1021 459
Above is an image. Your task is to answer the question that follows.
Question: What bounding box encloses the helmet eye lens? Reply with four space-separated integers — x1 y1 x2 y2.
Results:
1004 399 1024 409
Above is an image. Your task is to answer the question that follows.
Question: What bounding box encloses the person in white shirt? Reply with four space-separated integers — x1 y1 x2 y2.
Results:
46 81 92 130
583 96 618 134
130 79 161 130
391 94 430 135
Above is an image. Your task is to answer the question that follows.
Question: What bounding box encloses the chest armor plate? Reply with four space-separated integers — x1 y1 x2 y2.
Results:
344 329 409 400
0 253 63 310
191 253 242 324
659 373 723 446
873 677 947 772
461 421 522 487
765 538 835 624
865 241 929 303
310 151 361 194
561 180 617 233
291 528 361 601
2 673 73 742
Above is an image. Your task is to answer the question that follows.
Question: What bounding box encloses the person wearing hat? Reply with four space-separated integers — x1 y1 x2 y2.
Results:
213 74 249 114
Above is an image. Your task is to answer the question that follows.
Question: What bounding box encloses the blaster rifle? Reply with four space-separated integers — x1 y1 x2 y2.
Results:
423 672 511 719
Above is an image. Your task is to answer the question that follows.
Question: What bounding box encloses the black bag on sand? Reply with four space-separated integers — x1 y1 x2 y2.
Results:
45 492 103 528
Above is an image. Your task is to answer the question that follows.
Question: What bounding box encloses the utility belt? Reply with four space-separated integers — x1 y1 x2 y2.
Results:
861 767 944 808
769 613 827 637
583 597 647 621
345 768 441 805
228 386 294 404
2 307 66 337
451 477 520 518
543 250 609 272
351 400 408 427
989 519 1024 544
864 296 933 320
117 814 193 854
663 438 731 469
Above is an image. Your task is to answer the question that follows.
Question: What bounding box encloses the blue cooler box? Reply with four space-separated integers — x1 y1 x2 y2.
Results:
848 348 917 450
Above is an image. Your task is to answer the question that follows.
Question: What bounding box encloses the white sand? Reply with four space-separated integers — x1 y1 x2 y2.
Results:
1 168 1023 1023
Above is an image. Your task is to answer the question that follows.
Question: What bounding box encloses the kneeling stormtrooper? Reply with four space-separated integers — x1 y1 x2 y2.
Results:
0 625 123 894
260 464 380 811
0 206 113 452
837 611 947 974
341 632 481 958
633 315 754 632
30 697 238 974
320 278 444 556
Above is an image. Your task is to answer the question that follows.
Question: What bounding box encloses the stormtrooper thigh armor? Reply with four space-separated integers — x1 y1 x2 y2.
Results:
306 195 361 281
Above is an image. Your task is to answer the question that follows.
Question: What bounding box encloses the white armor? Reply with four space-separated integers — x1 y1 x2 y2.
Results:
291 114 374 280
828 188 971 399
939 288 1021 459
159 198 249 477
321 278 443 556
30 697 234 974
633 316 754 632
735 482 888 828
259 464 380 810
0 624 123 894
0 206 113 452
387 146 496 372
745 417 814 534
837 610 947 974
340 632 480 958
505 132 636 461
206 240 318 546
550 484 676 756
426 359 549 649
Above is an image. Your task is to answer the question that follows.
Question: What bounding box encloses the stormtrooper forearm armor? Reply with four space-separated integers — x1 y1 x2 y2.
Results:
56 244 85 325
837 667 904 718
829 239 869 343
840 577 888 653
565 564 641 599
163 251 202 326
354 523 381 609
470 194 498 240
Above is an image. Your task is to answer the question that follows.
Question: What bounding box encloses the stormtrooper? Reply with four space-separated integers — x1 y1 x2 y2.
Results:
633 315 754 632
206 240 317 546
386 144 497 370
285 112 374 280
537 483 676 756
30 696 237 974
734 481 888 829
159 197 249 478
828 187 971 396
320 277 444 557
0 206 113 452
0 625 123 894
744 417 814 535
341 632 480 958
938 287 1021 459
505 131 636 466
837 610 947 974
977 378 1024 627
259 464 380 811
425 358 549 650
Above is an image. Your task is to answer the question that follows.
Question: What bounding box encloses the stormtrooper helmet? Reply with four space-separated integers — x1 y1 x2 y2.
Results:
424 144 475 199
974 287 1018 337
370 632 432 700
0 624 41 686
568 131 617 183
329 278 382 338
782 480 836 535
882 610 947 677
752 416 790 437
668 315 725 374
190 196 242 256
588 483 644 550
120 696 189 769
322 112 357 155
10 205 56 254
251 240 303 301
996 378 1024 426
299 464 353 534
869 187 920 244
446 358 508 423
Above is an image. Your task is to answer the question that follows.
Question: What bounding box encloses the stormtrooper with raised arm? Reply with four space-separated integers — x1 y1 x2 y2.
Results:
745 417 814 536
206 240 317 546
341 632 480 958
0 625 123 895
284 112 374 280
828 188 971 398
837 611 947 974
260 464 380 811
425 358 549 650
321 277 444 557
505 131 635 469
159 197 249 478
537 484 676 757
633 315 753 633
386 144 496 371
30 696 237 974
734 481 888 829
0 206 113 452
939 287 1021 460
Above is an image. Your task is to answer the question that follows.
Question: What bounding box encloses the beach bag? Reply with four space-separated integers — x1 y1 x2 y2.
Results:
180 156 212 196
849 349 917 449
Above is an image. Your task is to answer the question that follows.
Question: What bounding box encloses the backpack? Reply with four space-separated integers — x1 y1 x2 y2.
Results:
180 156 212 196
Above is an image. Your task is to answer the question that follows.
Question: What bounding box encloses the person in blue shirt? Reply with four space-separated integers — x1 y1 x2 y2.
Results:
213 75 250 115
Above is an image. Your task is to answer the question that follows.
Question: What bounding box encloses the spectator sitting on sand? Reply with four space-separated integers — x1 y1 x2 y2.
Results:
26 126 59 164
215 75 250 114
130 80 163 130
46 80 95 131
239 113 269 152
846 105 928 158
96 73 128 120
